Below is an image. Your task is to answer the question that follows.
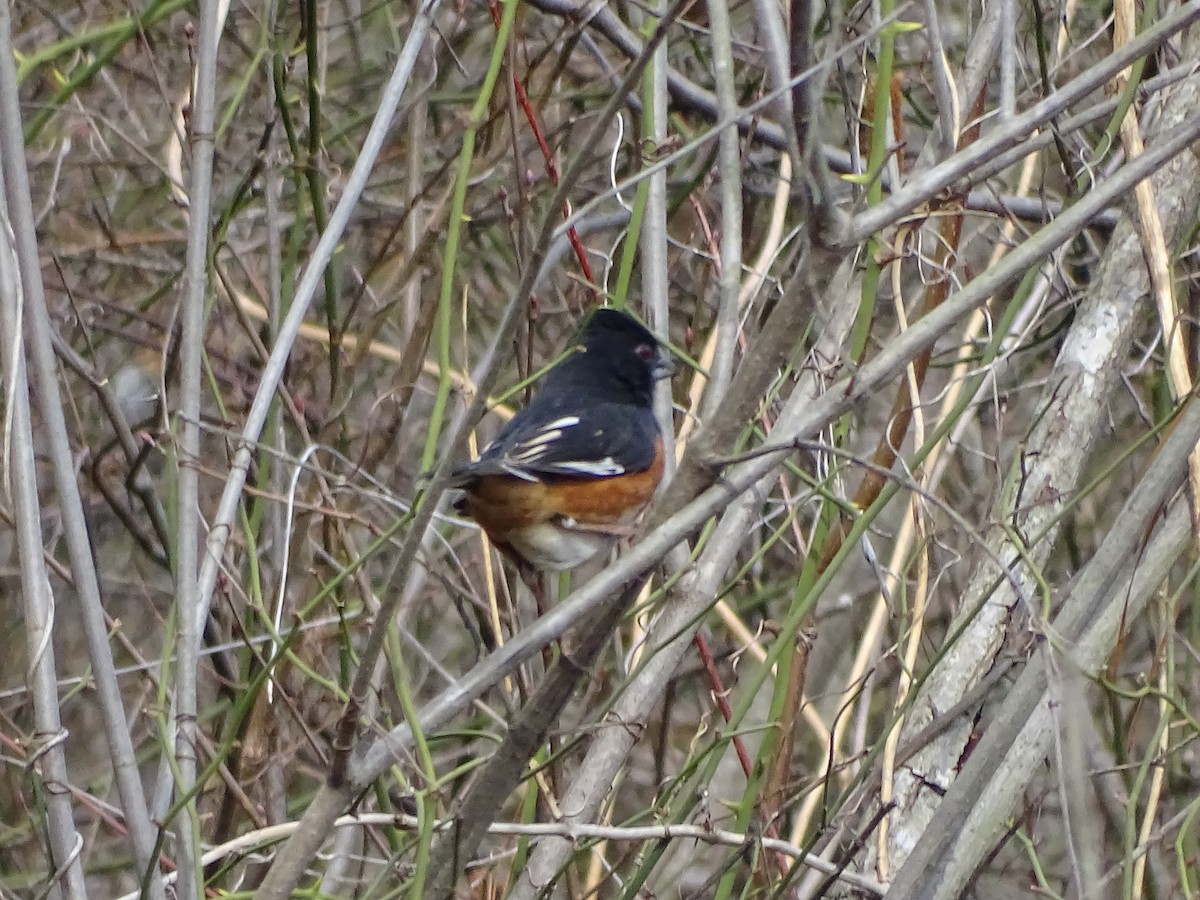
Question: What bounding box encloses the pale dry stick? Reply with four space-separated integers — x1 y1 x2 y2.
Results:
163 104 188 207
259 3 298 857
170 0 226 888
584 10 675 885
668 145 782 431
898 0 997 181
626 149 764 675
999 0 1015 120
1132 622 1173 898
0 6 164 895
877 502 930 880
1053 0 1080 67
1047 656 1104 895
119 812 886 899
162 0 233 206
232 289 514 422
260 0 286 604
875 238 933 884
1112 6 1184 894
582 793 622 896
0 214 87 898
749 0 799 163
789 241 966 853
449 290 507 661
457 301 508 661
641 0 674 473
880 71 903 205
697 0 743 426
1112 0 1200 549
920 0 961 155
402 60 429 333
155 0 228 840
1099 802 1200 892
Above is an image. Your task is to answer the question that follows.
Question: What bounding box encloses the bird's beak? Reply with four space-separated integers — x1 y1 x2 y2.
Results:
653 347 679 381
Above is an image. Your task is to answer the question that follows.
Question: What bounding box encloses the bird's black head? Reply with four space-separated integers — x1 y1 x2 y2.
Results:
550 308 674 407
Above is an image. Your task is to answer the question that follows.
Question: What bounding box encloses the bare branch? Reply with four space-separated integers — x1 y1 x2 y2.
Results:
0 5 164 894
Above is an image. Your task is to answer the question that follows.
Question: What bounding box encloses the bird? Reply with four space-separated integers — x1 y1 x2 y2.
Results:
451 308 675 582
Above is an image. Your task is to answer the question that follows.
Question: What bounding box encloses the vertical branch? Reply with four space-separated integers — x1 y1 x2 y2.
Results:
0 4 165 897
0 202 87 900
170 0 224 893
697 0 743 423
643 0 673 451
789 0 840 226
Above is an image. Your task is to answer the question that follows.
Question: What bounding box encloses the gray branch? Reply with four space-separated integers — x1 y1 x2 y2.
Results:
0 3 164 894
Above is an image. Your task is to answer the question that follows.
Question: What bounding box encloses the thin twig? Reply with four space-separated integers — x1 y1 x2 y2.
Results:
125 811 888 899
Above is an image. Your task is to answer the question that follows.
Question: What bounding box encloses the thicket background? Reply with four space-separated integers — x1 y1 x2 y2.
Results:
3 0 1200 897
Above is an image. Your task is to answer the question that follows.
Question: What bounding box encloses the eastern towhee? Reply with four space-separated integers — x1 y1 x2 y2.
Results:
451 308 675 579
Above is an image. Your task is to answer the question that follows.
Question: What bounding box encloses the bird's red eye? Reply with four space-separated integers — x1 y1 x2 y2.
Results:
636 343 655 361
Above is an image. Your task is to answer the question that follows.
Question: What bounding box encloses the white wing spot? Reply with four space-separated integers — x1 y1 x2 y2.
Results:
499 462 542 482
508 416 580 460
517 429 563 450
552 457 625 476
488 415 604 481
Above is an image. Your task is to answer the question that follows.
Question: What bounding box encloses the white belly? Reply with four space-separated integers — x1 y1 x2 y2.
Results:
507 522 615 571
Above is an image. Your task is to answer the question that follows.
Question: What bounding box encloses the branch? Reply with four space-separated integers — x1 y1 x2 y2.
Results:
127 812 887 899
0 152 88 900
168 0 224 890
0 3 164 894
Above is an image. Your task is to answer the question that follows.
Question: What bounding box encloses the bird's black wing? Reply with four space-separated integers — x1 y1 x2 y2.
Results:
453 396 659 484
